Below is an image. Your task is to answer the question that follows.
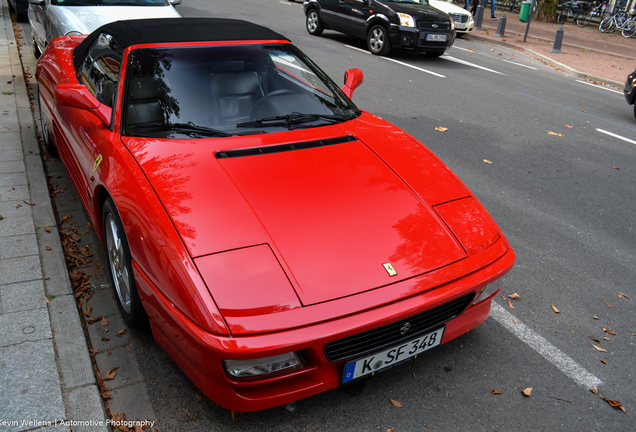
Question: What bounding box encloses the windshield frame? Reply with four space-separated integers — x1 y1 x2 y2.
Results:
121 42 361 139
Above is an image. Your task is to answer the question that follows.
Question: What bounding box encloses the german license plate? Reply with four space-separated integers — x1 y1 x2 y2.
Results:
341 327 445 383
426 34 447 42
455 23 467 30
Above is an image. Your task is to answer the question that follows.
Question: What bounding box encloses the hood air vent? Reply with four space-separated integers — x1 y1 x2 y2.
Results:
215 135 356 159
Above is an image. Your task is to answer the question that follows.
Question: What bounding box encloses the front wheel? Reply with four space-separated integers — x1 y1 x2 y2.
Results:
367 25 391 56
599 17 614 32
102 198 147 328
622 20 636 38
306 10 324 36
556 12 568 24
576 13 591 27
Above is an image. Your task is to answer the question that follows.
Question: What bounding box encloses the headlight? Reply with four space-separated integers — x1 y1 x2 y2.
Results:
450 17 455 31
472 277 505 305
398 13 415 28
224 352 304 380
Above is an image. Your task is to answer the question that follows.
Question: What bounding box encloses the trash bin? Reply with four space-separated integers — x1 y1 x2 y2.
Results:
519 1 532 22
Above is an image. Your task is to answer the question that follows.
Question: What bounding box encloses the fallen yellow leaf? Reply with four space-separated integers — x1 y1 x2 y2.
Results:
44 226 51 233
522 387 532 397
603 327 616 335
618 292 629 299
592 345 607 352
604 301 613 309
564 124 574 128
552 305 560 313
546 131 564 136
435 126 448 132
483 159 492 164
389 399 403 408
508 299 514 309
508 293 521 299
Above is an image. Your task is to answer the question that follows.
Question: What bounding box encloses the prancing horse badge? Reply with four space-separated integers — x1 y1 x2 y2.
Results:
383 262 397 276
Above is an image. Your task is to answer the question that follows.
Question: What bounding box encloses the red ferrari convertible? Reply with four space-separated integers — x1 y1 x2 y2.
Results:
36 18 515 412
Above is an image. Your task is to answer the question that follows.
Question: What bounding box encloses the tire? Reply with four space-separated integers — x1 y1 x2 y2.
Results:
622 20 636 38
38 88 57 156
599 17 614 33
576 13 591 27
306 9 324 36
556 12 567 24
102 198 147 328
367 25 391 56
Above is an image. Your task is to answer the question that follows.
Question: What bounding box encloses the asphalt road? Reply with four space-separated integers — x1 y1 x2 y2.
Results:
16 0 635 430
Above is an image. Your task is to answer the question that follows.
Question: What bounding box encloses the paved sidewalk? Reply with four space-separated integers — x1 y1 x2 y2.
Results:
0 1 109 431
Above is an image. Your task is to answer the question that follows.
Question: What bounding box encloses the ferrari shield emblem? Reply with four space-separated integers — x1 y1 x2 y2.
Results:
92 154 103 173
383 262 397 276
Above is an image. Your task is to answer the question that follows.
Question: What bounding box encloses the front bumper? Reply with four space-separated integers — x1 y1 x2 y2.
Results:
389 23 455 53
135 241 514 412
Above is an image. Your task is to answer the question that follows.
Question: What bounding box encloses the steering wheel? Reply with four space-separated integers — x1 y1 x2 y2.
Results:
251 89 297 119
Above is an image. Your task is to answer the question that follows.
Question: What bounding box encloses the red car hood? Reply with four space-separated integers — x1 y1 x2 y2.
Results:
123 114 471 305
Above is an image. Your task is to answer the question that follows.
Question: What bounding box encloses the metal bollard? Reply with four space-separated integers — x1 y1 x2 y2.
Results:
495 15 507 37
475 0 487 31
550 26 564 54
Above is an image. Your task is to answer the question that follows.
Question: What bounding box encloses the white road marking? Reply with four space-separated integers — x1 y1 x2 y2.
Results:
490 302 603 389
452 45 475 52
345 44 370 54
596 128 636 145
576 80 623 95
441 55 506 75
502 59 538 70
382 57 446 78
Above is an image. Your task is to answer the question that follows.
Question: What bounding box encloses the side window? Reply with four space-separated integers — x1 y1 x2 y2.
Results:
79 33 123 110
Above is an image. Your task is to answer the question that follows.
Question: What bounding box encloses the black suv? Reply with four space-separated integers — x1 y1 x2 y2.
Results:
303 0 455 57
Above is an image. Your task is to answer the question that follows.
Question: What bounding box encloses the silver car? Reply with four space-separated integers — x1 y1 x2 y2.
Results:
28 0 182 58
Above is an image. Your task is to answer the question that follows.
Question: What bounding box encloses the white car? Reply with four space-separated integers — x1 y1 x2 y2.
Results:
429 0 474 36
28 0 182 58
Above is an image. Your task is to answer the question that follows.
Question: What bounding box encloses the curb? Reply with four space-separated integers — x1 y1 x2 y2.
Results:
468 32 625 89
2 1 110 430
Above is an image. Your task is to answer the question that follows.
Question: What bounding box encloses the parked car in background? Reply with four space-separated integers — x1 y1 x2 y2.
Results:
8 0 29 21
28 0 181 58
625 68 636 119
429 0 474 37
36 17 514 412
303 0 455 57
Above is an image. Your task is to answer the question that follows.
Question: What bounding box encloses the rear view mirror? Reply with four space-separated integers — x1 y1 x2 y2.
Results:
341 68 364 99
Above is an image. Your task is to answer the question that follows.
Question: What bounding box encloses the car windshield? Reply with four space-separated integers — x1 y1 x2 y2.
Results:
51 0 169 6
123 44 360 138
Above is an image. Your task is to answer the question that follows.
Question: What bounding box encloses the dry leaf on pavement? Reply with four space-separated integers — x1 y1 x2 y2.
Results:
603 397 626 413
564 124 574 128
601 360 607 365
44 226 51 233
387 428 395 432
618 292 629 299
115 329 127 337
552 305 560 313
508 293 521 299
603 327 616 335
508 299 514 309
590 386 599 395
522 387 532 397
101 317 108 326
589 336 600 343
546 131 564 136
603 337 612 341
491 390 502 395
603 301 613 309
84 305 92 317
435 126 448 132
483 159 492 164
390 399 403 408
592 345 607 352
103 367 119 381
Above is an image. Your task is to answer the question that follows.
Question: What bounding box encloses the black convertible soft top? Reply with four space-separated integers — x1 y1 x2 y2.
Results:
73 18 291 70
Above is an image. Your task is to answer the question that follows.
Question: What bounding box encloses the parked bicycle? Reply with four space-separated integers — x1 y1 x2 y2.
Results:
556 1 589 26
496 0 520 14
599 9 636 38
576 1 608 27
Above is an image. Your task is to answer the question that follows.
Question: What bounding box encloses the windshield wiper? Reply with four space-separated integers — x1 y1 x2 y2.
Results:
236 112 347 129
130 121 234 137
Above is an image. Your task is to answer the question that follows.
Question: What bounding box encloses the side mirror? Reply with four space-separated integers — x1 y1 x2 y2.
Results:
341 68 364 99
55 84 111 127
169 0 182 5
28 0 44 4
